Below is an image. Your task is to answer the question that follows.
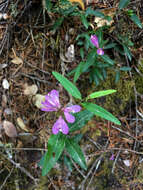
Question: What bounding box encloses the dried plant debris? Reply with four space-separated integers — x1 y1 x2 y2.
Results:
23 83 38 96
3 120 17 138
2 79 10 90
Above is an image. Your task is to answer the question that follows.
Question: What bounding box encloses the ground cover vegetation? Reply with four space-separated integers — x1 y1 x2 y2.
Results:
0 0 143 189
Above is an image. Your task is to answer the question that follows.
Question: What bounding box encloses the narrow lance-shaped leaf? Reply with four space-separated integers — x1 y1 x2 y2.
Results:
64 155 73 172
66 138 87 170
69 110 94 132
80 14 89 29
130 14 142 29
101 54 114 65
82 102 121 125
123 45 132 61
39 133 66 176
119 66 131 71
86 89 116 100
52 71 82 99
74 62 84 83
118 0 130 9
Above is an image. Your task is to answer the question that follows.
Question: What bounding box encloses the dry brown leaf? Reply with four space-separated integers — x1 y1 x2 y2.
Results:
11 56 23 65
69 0 84 10
32 94 45 108
3 120 17 137
24 83 38 96
94 8 116 28
17 117 29 132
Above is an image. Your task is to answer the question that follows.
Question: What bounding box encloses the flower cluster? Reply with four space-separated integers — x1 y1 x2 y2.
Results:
41 90 81 135
90 35 104 55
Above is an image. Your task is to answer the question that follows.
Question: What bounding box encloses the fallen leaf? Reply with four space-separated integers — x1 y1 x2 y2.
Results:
24 83 38 96
3 120 17 137
94 8 116 28
65 44 75 62
11 56 23 65
123 160 131 167
0 64 7 70
4 108 12 115
2 79 10 89
2 94 7 107
17 117 29 132
69 0 84 10
32 94 45 108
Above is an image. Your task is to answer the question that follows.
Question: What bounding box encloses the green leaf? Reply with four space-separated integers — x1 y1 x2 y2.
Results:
80 14 89 29
118 0 130 9
72 134 83 143
74 62 84 83
119 66 131 71
85 7 104 17
69 110 94 132
64 155 73 172
52 17 64 31
102 68 107 79
101 54 114 65
52 72 82 99
93 74 100 86
45 0 52 11
80 48 84 60
130 14 142 29
87 89 116 100
104 43 117 49
40 133 66 176
82 102 121 125
82 49 97 72
66 138 87 170
94 68 104 81
123 45 132 61
115 71 120 83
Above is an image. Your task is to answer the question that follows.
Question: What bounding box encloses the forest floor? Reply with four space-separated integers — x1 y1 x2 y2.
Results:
0 0 143 189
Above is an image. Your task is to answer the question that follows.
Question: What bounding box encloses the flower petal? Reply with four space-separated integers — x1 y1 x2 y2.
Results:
64 105 81 113
41 107 57 112
97 48 104 55
41 101 57 111
52 120 60 135
60 118 69 134
64 111 75 123
40 90 61 112
90 35 99 48
52 116 69 135
45 90 61 109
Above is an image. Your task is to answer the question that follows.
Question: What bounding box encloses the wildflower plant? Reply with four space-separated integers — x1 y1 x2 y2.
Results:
39 71 121 176
41 89 81 134
71 30 116 85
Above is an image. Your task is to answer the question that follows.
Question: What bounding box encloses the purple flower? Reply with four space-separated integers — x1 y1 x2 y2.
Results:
41 90 61 112
41 90 81 135
90 35 104 55
110 154 114 161
90 35 99 48
97 48 104 55
63 105 81 123
52 116 69 135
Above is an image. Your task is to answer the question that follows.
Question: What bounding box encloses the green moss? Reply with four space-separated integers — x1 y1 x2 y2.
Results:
134 59 143 94
88 157 119 190
89 71 134 116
